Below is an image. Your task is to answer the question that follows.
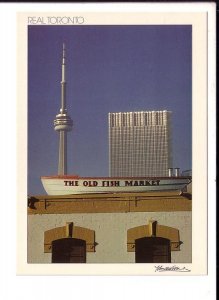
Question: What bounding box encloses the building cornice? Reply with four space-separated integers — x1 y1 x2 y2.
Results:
28 191 191 215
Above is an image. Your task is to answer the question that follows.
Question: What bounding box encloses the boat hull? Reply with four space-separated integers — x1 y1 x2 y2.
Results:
41 176 191 196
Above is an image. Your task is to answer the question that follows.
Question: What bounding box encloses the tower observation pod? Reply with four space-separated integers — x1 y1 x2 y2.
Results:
54 44 73 175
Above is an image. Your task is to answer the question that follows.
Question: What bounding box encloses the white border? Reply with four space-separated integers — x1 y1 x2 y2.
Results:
18 7 210 276
0 1 216 299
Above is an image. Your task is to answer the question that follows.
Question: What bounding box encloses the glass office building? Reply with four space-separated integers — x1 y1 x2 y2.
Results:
109 111 172 177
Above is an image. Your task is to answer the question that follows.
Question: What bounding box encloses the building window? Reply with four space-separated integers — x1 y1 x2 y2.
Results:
44 222 96 261
135 237 171 263
127 221 181 263
52 238 86 263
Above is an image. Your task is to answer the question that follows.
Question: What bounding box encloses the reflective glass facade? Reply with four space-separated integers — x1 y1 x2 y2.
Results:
109 111 172 177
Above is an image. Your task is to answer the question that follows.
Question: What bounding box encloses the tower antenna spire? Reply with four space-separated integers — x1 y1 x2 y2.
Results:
54 44 73 175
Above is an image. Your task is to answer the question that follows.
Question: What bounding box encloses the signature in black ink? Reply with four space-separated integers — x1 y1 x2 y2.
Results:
155 265 191 272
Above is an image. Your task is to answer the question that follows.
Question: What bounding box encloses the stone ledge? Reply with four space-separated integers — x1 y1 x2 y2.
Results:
28 192 191 214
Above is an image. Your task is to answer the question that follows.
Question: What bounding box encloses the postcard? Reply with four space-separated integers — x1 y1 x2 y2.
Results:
15 3 215 278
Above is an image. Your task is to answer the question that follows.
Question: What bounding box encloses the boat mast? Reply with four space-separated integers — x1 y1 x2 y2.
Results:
54 43 73 175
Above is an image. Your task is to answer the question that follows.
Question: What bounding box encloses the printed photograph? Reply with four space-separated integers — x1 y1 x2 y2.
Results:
27 24 192 265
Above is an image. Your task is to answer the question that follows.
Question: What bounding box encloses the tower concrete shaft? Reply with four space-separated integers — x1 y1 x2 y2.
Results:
58 131 67 175
54 44 73 175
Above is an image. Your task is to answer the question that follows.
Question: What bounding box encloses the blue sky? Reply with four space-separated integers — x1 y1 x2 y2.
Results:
28 25 192 194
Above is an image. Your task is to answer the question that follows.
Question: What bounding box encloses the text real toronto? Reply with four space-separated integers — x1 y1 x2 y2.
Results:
28 16 84 25
63 180 161 187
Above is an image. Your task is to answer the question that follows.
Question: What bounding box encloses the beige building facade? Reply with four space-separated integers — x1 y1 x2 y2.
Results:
28 188 192 264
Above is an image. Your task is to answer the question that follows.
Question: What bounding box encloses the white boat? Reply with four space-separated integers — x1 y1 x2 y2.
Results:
41 175 191 196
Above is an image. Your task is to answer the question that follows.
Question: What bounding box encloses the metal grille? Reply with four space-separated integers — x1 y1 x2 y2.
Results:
135 237 171 263
52 238 86 263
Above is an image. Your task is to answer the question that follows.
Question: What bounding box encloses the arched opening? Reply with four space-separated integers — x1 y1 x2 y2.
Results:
135 237 171 263
52 238 86 263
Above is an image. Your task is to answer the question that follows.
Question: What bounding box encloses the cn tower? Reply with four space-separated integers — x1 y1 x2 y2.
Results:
54 44 73 175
